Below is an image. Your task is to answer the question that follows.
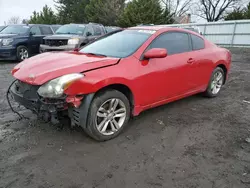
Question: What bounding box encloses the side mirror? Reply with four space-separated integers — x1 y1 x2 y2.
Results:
86 32 92 37
29 32 34 36
144 48 167 59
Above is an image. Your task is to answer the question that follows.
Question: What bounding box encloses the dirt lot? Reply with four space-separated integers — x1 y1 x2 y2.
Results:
0 48 250 188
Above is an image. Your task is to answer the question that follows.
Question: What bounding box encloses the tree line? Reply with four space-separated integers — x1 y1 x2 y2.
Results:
23 0 250 26
225 2 250 21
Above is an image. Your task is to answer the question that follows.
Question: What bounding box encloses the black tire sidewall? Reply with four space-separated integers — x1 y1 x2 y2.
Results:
17 46 29 61
205 67 225 97
86 90 131 141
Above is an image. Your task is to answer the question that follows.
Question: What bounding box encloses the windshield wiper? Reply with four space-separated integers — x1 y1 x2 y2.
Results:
83 52 107 57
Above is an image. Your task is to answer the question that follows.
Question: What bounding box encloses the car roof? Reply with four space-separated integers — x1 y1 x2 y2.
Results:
6 24 53 27
130 26 187 31
67 23 86 26
67 23 104 26
129 26 202 36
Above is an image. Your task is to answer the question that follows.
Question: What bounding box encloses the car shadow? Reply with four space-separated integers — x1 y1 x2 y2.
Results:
9 93 210 144
0 60 18 64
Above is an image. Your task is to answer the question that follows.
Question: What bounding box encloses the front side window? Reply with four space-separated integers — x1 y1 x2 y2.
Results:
30 26 41 35
0 25 29 34
56 24 86 35
191 34 205 50
148 32 191 55
40 26 53 35
80 29 154 58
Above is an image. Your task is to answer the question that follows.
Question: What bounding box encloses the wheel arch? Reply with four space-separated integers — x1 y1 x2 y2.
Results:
16 43 29 53
216 63 228 84
94 84 135 112
69 83 135 132
16 43 29 50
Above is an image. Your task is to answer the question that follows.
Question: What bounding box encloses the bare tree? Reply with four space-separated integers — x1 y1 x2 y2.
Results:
161 0 193 16
160 0 193 23
196 0 242 21
7 16 21 24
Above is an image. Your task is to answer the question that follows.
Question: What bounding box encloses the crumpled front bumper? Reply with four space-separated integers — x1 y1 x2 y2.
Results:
9 80 94 128
10 80 67 123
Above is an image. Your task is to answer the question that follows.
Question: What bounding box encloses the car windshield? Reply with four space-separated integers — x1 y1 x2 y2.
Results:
0 25 29 34
80 30 154 58
56 24 86 35
0 26 5 32
52 25 61 33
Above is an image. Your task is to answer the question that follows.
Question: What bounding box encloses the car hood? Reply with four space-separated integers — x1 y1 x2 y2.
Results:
44 34 81 40
12 52 120 85
0 34 21 39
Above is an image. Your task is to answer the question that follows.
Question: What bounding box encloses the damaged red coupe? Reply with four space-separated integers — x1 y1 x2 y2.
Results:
9 26 231 141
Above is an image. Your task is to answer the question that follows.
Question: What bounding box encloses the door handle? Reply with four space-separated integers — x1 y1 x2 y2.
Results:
187 58 195 64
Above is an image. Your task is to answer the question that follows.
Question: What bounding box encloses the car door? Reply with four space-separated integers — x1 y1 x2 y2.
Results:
138 31 194 106
29 26 44 54
188 33 212 90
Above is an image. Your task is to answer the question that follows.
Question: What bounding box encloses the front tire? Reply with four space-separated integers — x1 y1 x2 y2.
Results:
17 46 29 61
83 90 131 141
204 67 225 98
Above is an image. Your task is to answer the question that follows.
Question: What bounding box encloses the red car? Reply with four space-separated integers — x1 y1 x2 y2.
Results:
10 26 231 141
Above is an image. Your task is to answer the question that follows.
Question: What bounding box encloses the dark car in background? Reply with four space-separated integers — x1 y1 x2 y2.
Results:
0 24 55 61
0 26 6 32
40 23 106 52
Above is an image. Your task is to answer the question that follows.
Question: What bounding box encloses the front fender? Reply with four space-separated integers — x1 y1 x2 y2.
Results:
64 76 132 96
15 37 29 46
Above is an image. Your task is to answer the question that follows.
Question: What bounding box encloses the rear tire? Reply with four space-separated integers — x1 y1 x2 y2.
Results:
16 46 29 61
204 67 225 98
83 90 130 141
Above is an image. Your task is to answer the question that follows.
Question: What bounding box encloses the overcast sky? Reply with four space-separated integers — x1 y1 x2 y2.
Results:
0 0 250 25
0 0 56 25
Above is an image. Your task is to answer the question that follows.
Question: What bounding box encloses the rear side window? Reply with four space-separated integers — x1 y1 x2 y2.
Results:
191 34 205 50
149 32 191 55
93 25 102 36
86 26 94 36
30 26 41 35
40 26 53 35
100 26 106 34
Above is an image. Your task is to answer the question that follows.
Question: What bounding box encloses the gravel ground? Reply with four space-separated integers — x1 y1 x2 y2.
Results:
0 48 250 188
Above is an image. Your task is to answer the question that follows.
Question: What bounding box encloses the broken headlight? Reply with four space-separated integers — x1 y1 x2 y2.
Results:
37 73 84 98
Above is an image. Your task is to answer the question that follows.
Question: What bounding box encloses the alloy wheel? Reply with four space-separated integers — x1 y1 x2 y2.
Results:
95 98 127 136
211 71 223 94
19 48 29 60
